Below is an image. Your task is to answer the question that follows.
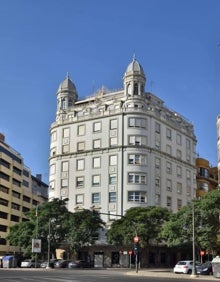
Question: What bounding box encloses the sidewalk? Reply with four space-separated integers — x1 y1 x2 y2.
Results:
126 268 216 279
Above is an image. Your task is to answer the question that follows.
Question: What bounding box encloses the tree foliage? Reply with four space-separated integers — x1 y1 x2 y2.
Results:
107 206 170 248
7 199 104 258
67 209 105 253
160 189 220 256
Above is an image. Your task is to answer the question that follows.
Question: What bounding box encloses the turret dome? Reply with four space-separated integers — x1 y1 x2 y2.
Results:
125 56 145 77
57 75 77 93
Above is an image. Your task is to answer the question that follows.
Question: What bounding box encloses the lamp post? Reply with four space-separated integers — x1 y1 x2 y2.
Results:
46 219 51 269
191 200 197 278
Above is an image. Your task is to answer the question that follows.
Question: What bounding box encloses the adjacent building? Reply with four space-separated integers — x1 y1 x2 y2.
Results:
196 157 218 198
49 57 197 228
0 133 48 255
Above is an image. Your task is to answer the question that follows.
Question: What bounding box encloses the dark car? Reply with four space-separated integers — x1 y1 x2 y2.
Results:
54 260 69 268
68 260 91 269
196 262 213 275
40 259 58 268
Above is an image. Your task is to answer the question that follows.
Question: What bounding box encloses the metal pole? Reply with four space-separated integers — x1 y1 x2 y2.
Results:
47 219 51 269
135 253 138 273
191 201 197 277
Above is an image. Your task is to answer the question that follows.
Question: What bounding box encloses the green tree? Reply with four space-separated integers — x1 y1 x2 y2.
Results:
7 198 70 258
161 189 220 256
66 209 105 254
107 206 170 248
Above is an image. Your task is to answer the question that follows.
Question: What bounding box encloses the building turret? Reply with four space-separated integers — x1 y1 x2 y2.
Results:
123 55 146 97
56 73 78 118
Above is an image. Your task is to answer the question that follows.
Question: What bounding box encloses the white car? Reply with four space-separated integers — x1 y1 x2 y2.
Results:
173 260 200 274
21 259 37 268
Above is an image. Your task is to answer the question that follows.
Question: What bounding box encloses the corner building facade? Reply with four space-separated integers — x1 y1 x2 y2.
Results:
49 57 197 227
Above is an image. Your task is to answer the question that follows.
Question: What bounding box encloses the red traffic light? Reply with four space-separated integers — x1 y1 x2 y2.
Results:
134 236 139 243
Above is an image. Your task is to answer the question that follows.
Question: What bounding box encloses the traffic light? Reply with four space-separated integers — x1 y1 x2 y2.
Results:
134 242 139 255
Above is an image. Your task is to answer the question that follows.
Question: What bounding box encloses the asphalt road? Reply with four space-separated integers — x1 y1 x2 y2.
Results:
0 268 215 282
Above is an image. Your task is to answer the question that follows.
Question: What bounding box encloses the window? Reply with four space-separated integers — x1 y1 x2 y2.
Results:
0 198 8 207
109 155 117 166
92 175 100 187
128 191 146 203
11 214 19 222
61 179 68 188
155 177 160 187
198 167 209 178
77 159 85 171
77 141 85 151
61 161 69 172
186 139 190 149
166 162 172 174
50 180 55 190
128 154 147 165
155 133 160 149
76 176 84 187
0 172 9 181
155 157 161 169
0 185 9 194
23 169 30 178
167 196 172 208
11 202 20 211
128 135 147 146
110 119 117 129
93 122 101 132
0 224 7 232
166 179 172 191
177 166 182 177
93 157 101 168
0 211 7 219
23 195 30 203
92 193 100 204
176 134 182 145
198 182 209 192
110 137 117 146
51 131 57 142
166 128 172 140
93 139 101 149
23 180 29 187
109 174 117 184
0 159 10 169
78 125 85 136
63 128 70 138
12 191 20 199
128 118 146 128
134 83 138 95
177 199 182 210
109 192 116 203
155 122 161 133
128 173 146 184
13 178 21 187
50 164 56 175
176 149 182 159
76 194 84 204
177 182 182 194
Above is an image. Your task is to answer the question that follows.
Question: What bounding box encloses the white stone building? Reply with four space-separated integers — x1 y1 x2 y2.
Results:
49 57 197 226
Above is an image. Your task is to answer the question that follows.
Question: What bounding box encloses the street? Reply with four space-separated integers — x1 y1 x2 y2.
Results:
0 268 215 282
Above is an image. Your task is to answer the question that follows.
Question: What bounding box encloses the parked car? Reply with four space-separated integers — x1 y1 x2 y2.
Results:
54 260 69 268
21 259 40 268
40 260 58 268
196 262 213 275
173 260 201 274
68 260 91 268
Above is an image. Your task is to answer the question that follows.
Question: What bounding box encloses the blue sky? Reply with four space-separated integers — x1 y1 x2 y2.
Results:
0 0 219 183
